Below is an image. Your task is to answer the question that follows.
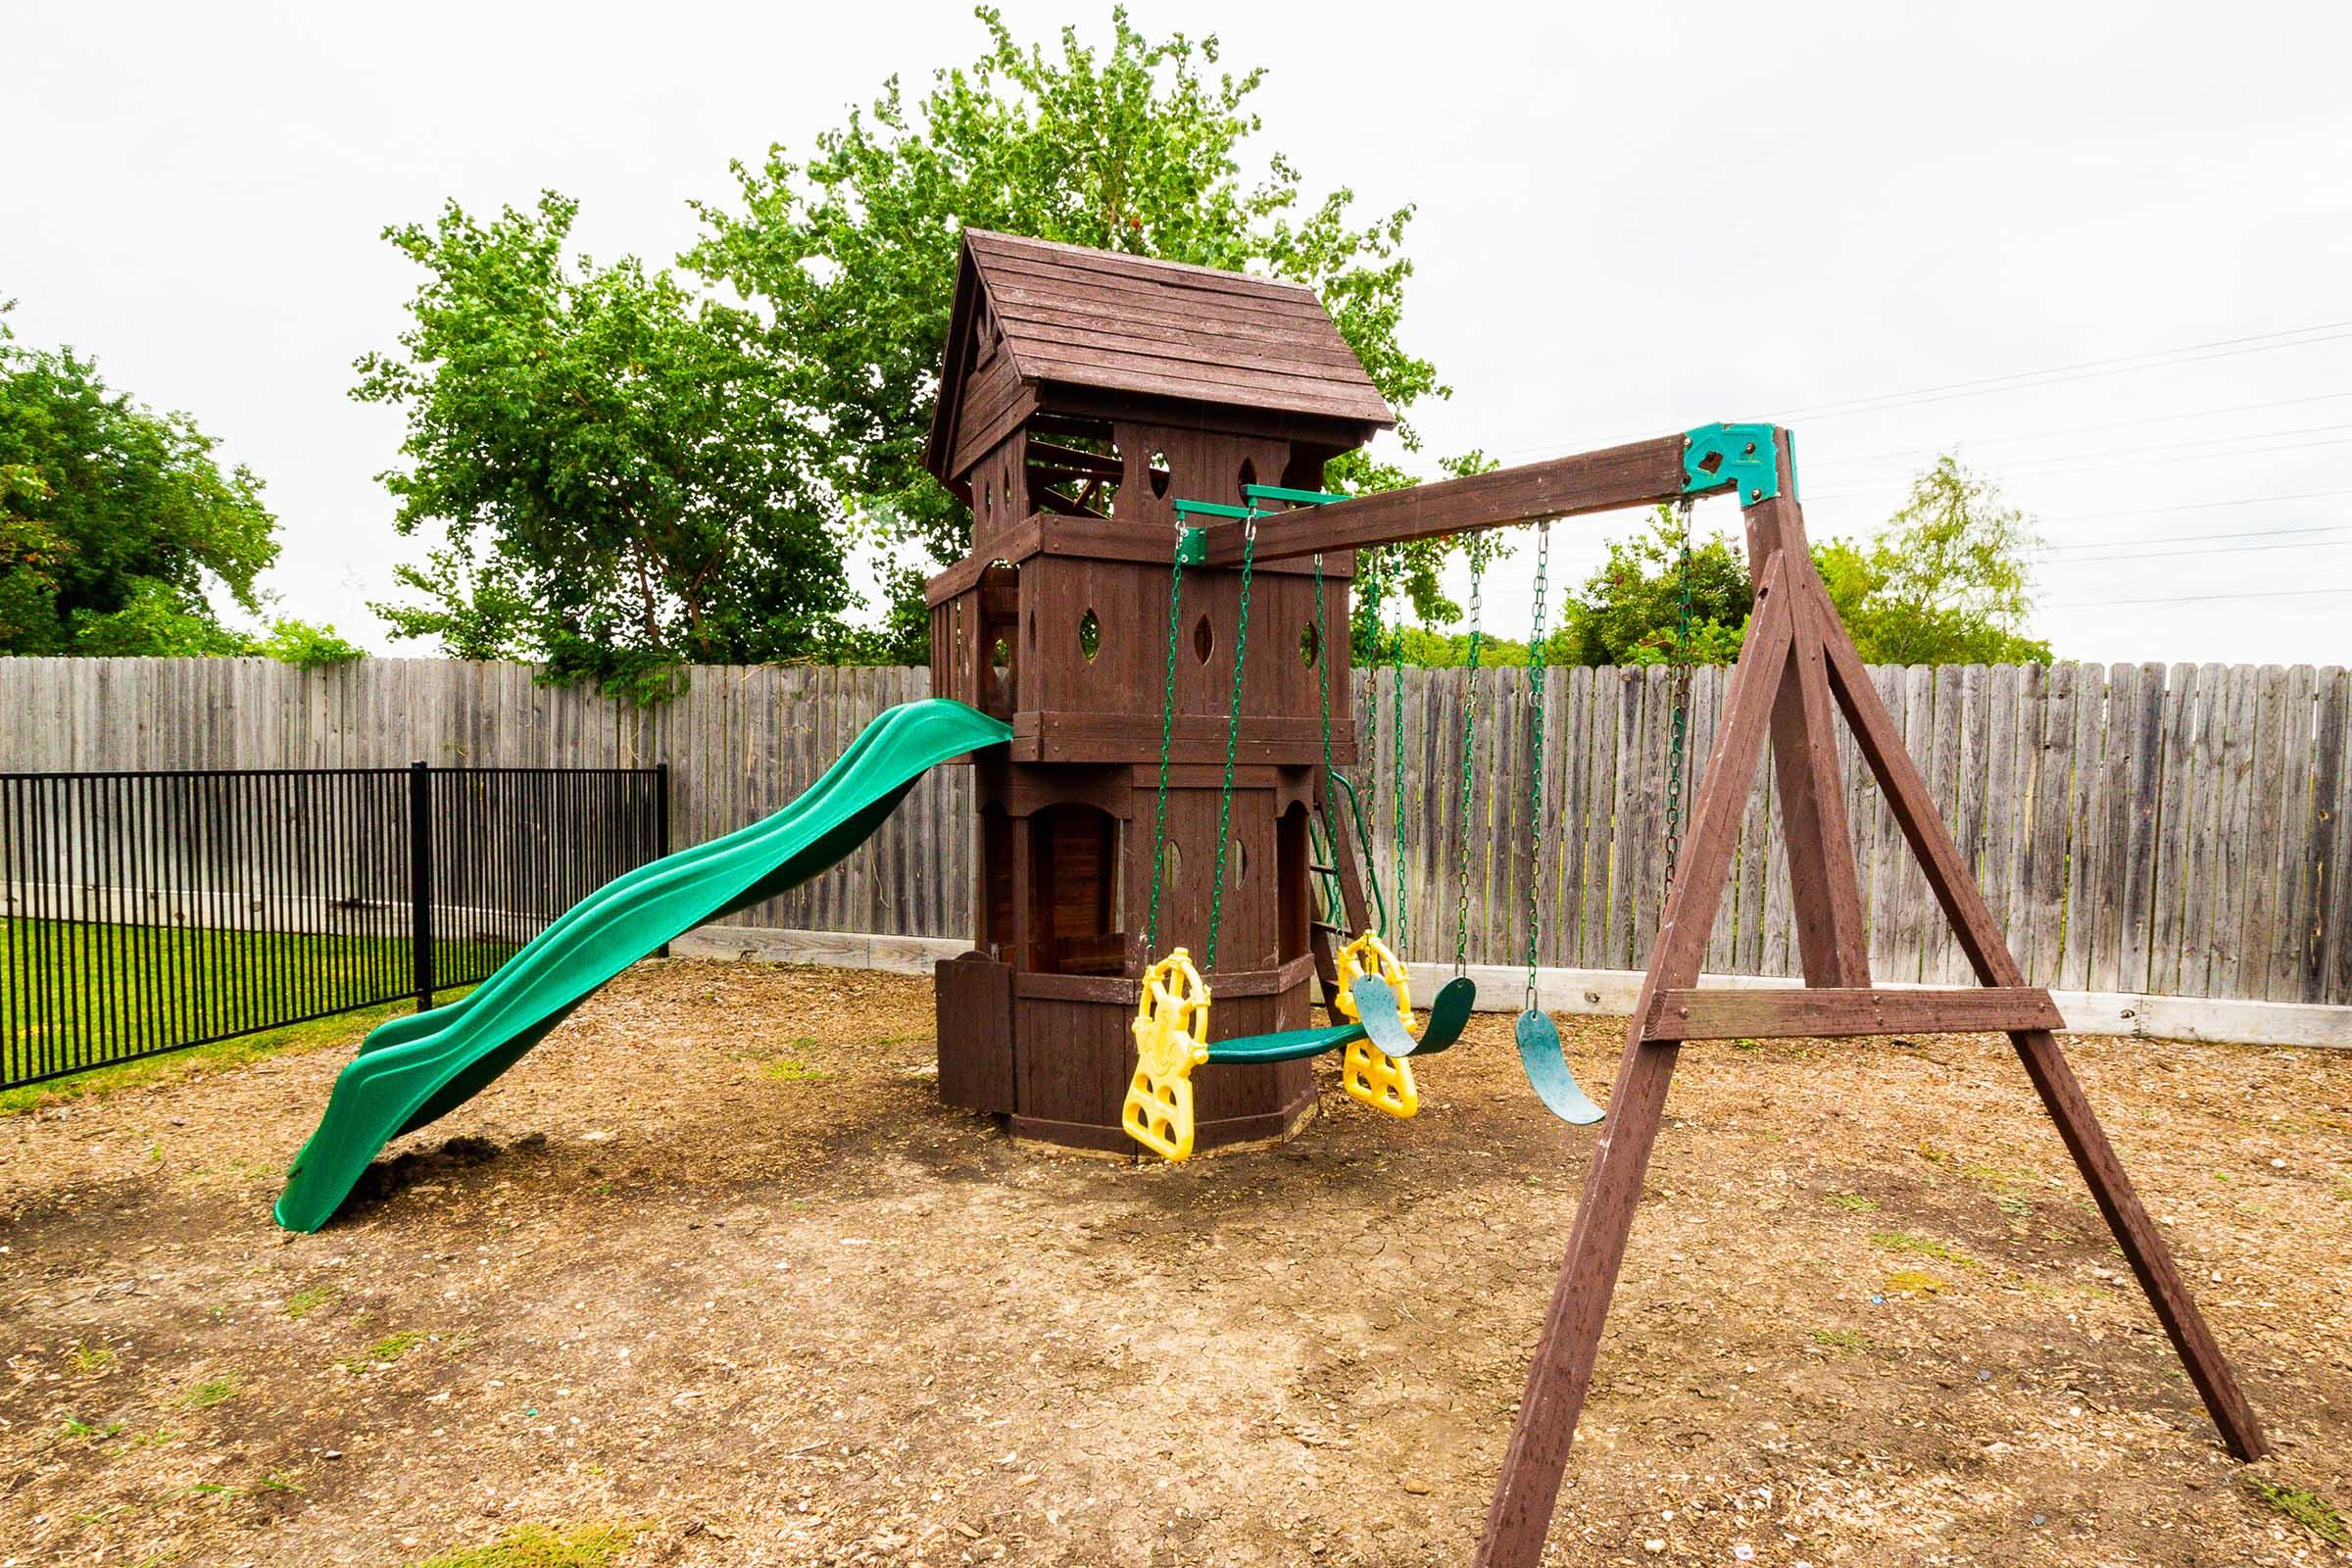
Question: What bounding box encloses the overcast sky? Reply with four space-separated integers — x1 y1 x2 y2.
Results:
12 1 2351 666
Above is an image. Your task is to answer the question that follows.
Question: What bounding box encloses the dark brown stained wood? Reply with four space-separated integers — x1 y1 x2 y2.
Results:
988 289 1372 363
1639 985 2064 1041
989 307 1374 378
1195 436 1691 565
1008 712 1356 767
925 229 1393 484
1804 568 2270 1465
1738 465 1869 986
934 952 1014 1113
1768 565 1872 986
1479 557 1797 1568
1481 532 2270 1564
964 230 1333 312
1024 350 1391 422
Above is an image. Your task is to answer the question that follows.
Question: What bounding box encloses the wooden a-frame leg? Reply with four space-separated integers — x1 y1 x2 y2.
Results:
1808 576 2268 1461
1477 559 1797 1568
1767 599 1872 985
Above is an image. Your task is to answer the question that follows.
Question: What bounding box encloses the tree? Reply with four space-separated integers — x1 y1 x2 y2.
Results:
355 194 861 700
684 5 1477 665
0 307 281 657
1552 506 1752 666
1820 456 2049 664
1526 458 2050 668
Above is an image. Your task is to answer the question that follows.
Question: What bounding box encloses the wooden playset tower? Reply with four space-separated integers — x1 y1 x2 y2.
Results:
921 230 1391 1153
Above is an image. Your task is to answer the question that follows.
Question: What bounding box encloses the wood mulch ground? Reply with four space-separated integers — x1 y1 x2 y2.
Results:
1 958 2346 1567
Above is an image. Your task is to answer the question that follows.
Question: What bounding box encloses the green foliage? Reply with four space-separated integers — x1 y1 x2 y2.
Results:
252 616 366 667
685 7 1472 662
1392 625 1532 669
0 305 278 657
174 1375 239 1409
1820 456 2051 664
2242 1477 2350 1547
1555 505 1754 667
404 1522 650 1568
354 194 858 701
1383 458 2052 671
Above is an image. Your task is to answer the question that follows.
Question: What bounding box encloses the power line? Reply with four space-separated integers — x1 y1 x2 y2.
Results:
1803 390 2352 471
2045 586 2352 608
2038 520 2352 553
1483 318 2352 466
2039 535 2352 566
2039 489 2352 522
1776 319 2352 423
1805 432 2352 502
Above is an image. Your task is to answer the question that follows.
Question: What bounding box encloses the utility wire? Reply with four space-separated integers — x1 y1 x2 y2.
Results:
2046 586 2352 608
1484 317 2352 465
2040 489 2352 522
1806 432 2352 501
2039 535 2352 566
1803 390 2352 471
1777 320 2352 422
2038 520 2352 553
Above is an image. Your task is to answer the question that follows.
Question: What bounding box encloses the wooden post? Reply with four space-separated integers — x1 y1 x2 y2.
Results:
1477 558 1796 1568
1481 518 2267 1565
1805 571 2268 1462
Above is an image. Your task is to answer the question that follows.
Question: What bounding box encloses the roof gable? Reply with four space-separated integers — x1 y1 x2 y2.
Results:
924 230 1393 482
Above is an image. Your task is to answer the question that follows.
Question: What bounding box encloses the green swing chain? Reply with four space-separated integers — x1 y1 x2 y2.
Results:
1389 565 1409 955
1141 522 1189 956
1452 560 1484 976
1523 523 1552 1012
1201 514 1259 972
1313 552 1335 814
1661 497 1697 900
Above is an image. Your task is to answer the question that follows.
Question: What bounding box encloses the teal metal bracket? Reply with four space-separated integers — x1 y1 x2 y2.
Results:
1171 496 1253 564
1171 498 1254 520
1682 422 1787 505
1242 483 1348 508
1171 486 1344 563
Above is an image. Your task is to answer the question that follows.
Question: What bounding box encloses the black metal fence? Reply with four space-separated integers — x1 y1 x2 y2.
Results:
0 763 668 1090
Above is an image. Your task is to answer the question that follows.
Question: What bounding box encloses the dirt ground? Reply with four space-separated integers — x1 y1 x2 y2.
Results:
2 959 2347 1568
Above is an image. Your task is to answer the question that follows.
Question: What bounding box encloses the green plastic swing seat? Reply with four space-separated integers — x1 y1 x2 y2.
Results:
1204 1020 1368 1064
1351 972 1476 1057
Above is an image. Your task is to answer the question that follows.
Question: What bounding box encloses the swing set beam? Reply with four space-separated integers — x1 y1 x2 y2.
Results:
1185 430 1708 565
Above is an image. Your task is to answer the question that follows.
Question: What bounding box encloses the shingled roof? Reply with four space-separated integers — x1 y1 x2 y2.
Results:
924 229 1394 483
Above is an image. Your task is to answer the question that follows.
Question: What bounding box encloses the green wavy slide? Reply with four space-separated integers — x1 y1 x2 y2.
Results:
274 698 1010 1233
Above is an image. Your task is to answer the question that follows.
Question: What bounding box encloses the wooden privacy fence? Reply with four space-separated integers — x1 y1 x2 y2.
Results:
3 657 2345 1006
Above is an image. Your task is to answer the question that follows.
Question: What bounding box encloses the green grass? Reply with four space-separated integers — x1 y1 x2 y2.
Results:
1871 1231 1982 1269
284 1286 338 1321
68 1343 117 1375
1822 1192 1880 1212
174 1376 239 1409
342 1330 426 1370
1809 1327 1879 1352
2243 1477 2350 1546
2 915 501 1099
404 1521 650 1568
1882 1268 1947 1296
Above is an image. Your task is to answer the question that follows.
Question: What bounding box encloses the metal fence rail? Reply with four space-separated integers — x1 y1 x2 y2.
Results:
0 763 667 1090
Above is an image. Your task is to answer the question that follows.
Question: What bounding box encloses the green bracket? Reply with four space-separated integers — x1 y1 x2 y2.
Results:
1170 498 1254 521
1170 487 1342 562
1682 422 1788 505
1242 483 1347 507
